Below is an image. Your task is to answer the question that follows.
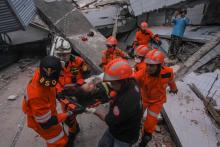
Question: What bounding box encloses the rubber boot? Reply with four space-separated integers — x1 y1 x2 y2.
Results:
138 132 152 147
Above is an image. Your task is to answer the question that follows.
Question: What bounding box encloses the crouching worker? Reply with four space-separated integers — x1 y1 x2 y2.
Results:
86 58 143 147
22 56 75 147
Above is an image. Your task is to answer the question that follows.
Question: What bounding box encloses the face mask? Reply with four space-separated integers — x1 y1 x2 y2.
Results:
134 57 141 63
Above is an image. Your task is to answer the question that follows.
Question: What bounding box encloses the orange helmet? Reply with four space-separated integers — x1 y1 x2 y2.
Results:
145 49 165 64
103 58 132 81
106 36 118 46
134 45 150 57
140 21 148 30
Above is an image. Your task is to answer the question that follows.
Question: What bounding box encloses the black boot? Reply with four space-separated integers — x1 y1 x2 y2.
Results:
65 124 80 147
138 132 152 147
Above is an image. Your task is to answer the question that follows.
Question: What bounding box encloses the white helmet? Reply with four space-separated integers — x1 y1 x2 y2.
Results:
51 36 72 62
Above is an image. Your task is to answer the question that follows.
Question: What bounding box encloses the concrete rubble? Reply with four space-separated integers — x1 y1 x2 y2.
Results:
1 0 220 147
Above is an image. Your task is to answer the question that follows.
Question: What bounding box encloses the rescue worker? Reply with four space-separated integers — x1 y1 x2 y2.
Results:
54 44 87 89
55 47 73 93
69 54 88 85
54 47 85 146
22 56 74 147
169 9 189 59
134 49 178 147
86 58 143 147
133 45 150 76
134 21 161 47
101 36 126 70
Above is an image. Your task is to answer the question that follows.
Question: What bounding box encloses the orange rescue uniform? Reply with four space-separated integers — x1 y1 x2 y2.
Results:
22 69 68 147
102 48 126 70
56 62 81 135
56 65 72 93
135 29 154 46
135 66 177 134
68 56 86 85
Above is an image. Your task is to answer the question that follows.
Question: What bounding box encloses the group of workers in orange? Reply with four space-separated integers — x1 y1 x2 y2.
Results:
22 21 178 147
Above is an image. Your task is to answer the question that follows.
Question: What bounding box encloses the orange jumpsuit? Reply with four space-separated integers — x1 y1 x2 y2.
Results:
102 48 126 70
68 56 85 85
135 29 160 46
134 61 147 78
56 65 72 93
56 64 79 135
22 69 68 147
135 66 177 134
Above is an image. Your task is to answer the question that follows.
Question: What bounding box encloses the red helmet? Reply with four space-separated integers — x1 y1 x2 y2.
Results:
145 49 165 64
140 21 148 30
134 45 150 57
106 36 118 46
103 58 132 81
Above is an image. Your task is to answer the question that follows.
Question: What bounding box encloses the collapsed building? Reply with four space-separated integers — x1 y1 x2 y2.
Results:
0 0 220 147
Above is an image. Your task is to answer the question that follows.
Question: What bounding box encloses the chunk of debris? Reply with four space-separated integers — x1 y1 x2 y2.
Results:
8 95 17 101
196 55 220 73
191 119 199 125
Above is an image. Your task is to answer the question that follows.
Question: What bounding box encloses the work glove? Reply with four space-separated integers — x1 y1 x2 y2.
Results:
85 108 96 114
169 89 178 94
71 68 79 75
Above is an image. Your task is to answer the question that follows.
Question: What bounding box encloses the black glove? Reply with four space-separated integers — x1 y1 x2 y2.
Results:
56 92 65 100
70 54 76 61
71 68 79 75
169 89 178 94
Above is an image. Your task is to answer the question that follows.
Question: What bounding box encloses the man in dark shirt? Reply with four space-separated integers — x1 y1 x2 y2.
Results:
86 58 143 147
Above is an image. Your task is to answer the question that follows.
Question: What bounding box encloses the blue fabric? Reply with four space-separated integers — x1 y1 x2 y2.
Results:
171 17 189 37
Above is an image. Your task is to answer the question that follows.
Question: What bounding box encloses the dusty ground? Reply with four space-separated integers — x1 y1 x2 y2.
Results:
0 58 175 147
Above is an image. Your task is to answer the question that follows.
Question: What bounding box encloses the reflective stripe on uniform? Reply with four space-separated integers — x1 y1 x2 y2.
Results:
147 109 158 118
103 61 129 81
47 130 65 144
143 109 148 120
102 83 109 95
110 61 128 71
103 73 120 81
144 58 159 64
34 110 52 123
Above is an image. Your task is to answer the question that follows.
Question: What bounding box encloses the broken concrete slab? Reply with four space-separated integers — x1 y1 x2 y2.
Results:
189 44 220 74
164 81 220 147
35 0 106 73
150 26 220 43
184 35 220 68
183 70 220 110
176 32 220 79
